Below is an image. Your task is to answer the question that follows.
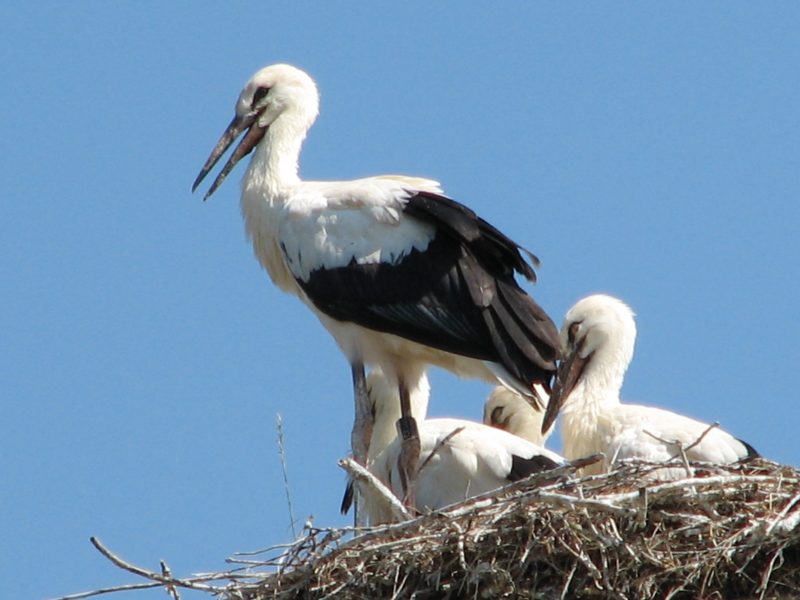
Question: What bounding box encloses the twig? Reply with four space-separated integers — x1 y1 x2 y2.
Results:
451 520 468 571
339 458 411 522
684 422 720 454
757 548 784 600
160 560 180 600
276 413 297 537
47 582 163 600
678 423 720 479
427 454 604 519
637 486 648 527
52 537 256 600
643 422 721 477
536 491 636 517
229 529 355 558
567 454 604 472
88 537 223 593
763 491 800 537
603 474 781 504
549 523 602 579
560 561 577 600
418 426 465 473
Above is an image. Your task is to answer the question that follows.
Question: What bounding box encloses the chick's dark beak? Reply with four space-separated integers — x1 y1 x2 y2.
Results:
192 110 267 200
540 342 589 434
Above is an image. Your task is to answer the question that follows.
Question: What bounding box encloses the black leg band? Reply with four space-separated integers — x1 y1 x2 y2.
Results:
397 416 419 441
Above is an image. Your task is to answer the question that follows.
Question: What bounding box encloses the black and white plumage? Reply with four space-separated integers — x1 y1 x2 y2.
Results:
355 369 564 525
540 294 759 477
192 63 560 489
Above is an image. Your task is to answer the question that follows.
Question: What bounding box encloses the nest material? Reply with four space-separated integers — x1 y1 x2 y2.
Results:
222 459 799 600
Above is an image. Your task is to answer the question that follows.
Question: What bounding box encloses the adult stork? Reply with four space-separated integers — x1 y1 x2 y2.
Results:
540 294 758 477
349 368 564 524
483 386 554 446
192 64 560 496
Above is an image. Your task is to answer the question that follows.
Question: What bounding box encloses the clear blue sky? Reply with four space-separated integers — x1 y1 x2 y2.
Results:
2 4 798 599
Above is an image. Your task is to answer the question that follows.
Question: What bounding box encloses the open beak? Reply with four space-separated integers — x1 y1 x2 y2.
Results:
540 342 589 434
192 110 267 200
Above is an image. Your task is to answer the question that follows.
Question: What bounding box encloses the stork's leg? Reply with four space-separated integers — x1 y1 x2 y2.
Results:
351 362 372 466
350 362 371 527
396 378 420 508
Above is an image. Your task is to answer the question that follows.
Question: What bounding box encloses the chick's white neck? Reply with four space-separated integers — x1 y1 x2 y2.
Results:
560 353 626 462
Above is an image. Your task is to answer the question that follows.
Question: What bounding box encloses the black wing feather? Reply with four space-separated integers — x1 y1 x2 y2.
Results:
404 192 539 281
491 288 553 372
296 191 560 389
496 280 561 360
737 438 760 460
340 480 355 515
507 454 561 482
299 238 492 359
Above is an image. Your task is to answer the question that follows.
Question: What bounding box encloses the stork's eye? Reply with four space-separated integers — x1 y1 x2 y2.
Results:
567 321 581 345
252 86 270 107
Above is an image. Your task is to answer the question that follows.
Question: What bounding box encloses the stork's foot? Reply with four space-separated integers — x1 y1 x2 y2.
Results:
396 415 420 508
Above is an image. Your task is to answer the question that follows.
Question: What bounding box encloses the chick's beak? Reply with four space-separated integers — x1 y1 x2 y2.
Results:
540 342 589 434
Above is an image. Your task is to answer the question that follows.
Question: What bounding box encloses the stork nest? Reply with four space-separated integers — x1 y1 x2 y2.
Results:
62 458 800 600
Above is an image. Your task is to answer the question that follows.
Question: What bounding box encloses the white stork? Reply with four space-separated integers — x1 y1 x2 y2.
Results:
347 368 564 524
540 294 759 477
483 386 554 446
192 64 560 494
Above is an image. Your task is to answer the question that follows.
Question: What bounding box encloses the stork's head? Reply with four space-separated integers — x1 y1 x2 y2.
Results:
484 386 552 445
541 294 636 433
192 63 320 199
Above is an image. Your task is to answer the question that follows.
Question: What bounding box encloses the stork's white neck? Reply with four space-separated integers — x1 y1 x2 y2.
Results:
244 118 307 199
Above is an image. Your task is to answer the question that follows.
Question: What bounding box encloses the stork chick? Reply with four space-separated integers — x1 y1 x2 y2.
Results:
540 294 758 477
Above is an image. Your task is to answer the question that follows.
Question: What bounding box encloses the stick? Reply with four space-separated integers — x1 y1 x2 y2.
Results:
88 537 222 592
419 426 464 473
339 458 412 522
47 582 163 600
276 413 298 536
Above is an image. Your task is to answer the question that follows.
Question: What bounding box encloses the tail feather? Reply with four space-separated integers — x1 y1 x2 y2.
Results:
340 479 355 515
737 438 760 460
